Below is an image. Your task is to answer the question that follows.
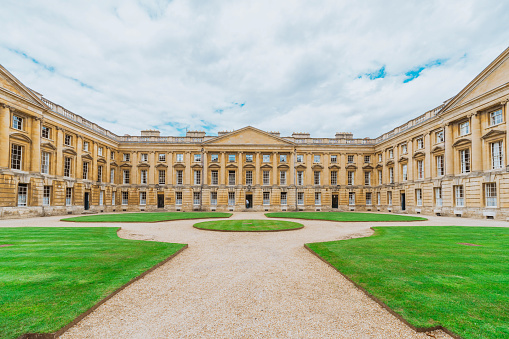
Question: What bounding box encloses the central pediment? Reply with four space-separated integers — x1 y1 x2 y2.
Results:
204 126 294 146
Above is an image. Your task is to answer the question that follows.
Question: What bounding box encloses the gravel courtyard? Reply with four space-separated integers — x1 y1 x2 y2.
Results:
2 213 506 338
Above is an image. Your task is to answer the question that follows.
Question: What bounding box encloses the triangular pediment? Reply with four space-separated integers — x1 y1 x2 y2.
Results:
0 65 47 108
204 126 294 146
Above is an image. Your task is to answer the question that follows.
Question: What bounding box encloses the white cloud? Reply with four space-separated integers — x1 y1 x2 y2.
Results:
1 0 509 138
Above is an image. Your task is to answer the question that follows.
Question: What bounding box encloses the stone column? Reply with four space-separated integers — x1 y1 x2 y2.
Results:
184 151 191 185
393 145 399 183
0 105 10 168
255 152 260 185
471 112 482 172
425 132 432 178
76 135 83 179
148 151 155 184
444 123 454 175
272 152 278 185
323 152 329 186
31 117 42 172
105 147 111 183
131 152 138 184
306 153 313 186
91 142 98 182
220 152 226 185
202 151 208 185
237 151 242 185
289 151 295 186
506 101 509 166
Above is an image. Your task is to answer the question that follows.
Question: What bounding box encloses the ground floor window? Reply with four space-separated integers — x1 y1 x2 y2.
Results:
122 191 129 205
416 189 422 206
387 191 392 206
349 192 355 205
175 192 182 205
193 192 201 205
297 192 304 205
17 184 27 207
377 192 381 205
211 192 217 205
315 192 321 205
281 192 287 205
365 192 372 205
66 188 73 206
140 192 146 205
263 192 270 205
111 191 115 206
485 183 497 207
99 191 104 206
43 186 51 206
228 192 235 205
454 185 464 207
435 187 442 206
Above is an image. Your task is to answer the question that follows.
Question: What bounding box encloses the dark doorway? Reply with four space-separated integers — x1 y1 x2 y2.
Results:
332 194 339 209
401 192 406 211
157 194 164 208
245 194 253 208
84 192 90 210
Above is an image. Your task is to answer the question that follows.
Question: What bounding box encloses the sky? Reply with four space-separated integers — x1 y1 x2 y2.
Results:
2 0 509 139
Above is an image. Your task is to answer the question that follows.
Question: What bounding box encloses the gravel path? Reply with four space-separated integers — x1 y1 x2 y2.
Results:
3 213 506 338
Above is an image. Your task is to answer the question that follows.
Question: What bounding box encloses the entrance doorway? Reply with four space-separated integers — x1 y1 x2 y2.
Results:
157 194 165 208
332 194 339 209
84 192 90 210
401 192 406 211
245 194 253 208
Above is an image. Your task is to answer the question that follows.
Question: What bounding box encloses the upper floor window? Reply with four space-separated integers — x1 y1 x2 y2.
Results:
436 155 444 176
98 147 103 156
347 155 354 163
378 154 382 162
195 170 202 185
330 155 337 163
296 155 304 162
228 170 235 185
388 149 394 159
11 144 23 170
176 170 183 185
176 153 184 162
110 151 115 160
245 171 252 185
228 154 235 162
314 171 320 185
211 170 219 185
402 164 407 181
158 153 166 162
364 155 370 163
82 162 89 180
123 153 130 162
211 154 219 162
401 144 407 154
141 153 148 162
460 149 470 173
140 170 147 184
245 154 253 162
123 170 130 184
194 154 202 162
416 138 424 149
12 115 23 130
364 171 371 185
330 171 337 185
436 130 444 143
263 170 270 185
41 152 50 174
64 135 72 146
64 157 72 177
491 141 503 169
263 154 270 162
42 126 51 139
159 170 166 184
417 160 424 179
83 141 90 152
490 109 503 126
347 171 354 185
280 154 287 162
459 121 470 136
314 155 321 163
280 171 286 185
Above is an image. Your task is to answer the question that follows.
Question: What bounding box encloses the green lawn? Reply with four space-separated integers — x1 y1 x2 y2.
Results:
0 227 186 338
194 219 304 232
306 226 509 339
61 212 232 223
266 211 426 222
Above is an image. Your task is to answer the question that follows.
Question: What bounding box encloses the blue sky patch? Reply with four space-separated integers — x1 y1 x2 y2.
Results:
404 58 447 83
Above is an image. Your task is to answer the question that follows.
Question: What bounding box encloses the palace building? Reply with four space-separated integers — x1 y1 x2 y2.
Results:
2 47 509 219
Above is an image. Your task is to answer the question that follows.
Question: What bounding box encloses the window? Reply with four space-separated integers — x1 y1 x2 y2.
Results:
175 192 182 205
435 187 442 206
330 171 337 185
349 192 355 205
245 154 252 162
176 153 183 162
263 192 270 205
98 147 103 156
347 155 354 163
401 144 407 154
228 154 236 162
263 154 270 162
140 170 147 184
83 141 89 152
417 138 424 149
123 170 130 184
436 155 444 176
387 191 392 205
366 192 372 205
228 170 235 185
491 141 503 169
388 149 394 159
98 165 103 182
436 130 444 143
194 154 202 162
41 152 50 174
12 115 23 130
364 155 370 163
347 171 354 185
263 171 270 185
212 170 219 185
159 153 166 162
64 134 72 146
66 187 72 206
330 155 337 163
315 192 321 205
245 171 253 185
123 153 130 162
63 157 71 177
378 154 382 162
314 171 321 185
229 192 236 205
417 160 424 179
159 170 166 184
416 189 422 206
377 192 381 205
176 170 183 185
122 191 129 205
314 155 321 163
378 170 382 185
82 162 89 180
490 109 503 126
211 192 217 205
454 185 464 207
110 169 115 184
99 191 104 206
194 170 202 185
210 154 219 162
387 167 394 183
139 192 146 205
43 186 51 206
281 192 287 205
460 149 470 173
141 153 148 162
280 171 286 185
11 144 22 170
17 184 28 207
297 171 304 185
111 151 115 160
297 192 304 205
364 172 371 185
42 126 51 139
402 164 407 181
280 155 287 162
485 183 497 207
459 121 470 136
193 192 200 205
296 155 304 162
111 191 115 205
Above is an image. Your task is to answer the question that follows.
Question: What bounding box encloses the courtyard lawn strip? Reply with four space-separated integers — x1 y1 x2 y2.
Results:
266 211 426 222
0 227 186 339
306 226 509 339
61 212 232 223
194 219 303 232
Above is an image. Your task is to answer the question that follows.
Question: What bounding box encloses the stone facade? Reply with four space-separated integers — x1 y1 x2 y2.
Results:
2 47 509 219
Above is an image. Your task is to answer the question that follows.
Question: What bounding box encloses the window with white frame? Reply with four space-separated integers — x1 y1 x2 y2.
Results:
378 154 382 162
314 155 321 163
229 192 236 205
43 186 51 206
176 170 183 185
297 192 304 205
378 170 382 185
315 192 321 205
111 151 115 160
211 154 219 162
110 168 115 183
140 170 147 184
194 170 202 185
66 187 72 206
491 141 503 169
263 171 270 185
330 155 337 163
176 153 183 162
122 191 129 205
42 126 51 139
364 155 370 163
485 183 497 207
11 144 22 170
83 141 89 152
141 153 148 162
417 160 424 179
364 171 371 185
17 184 27 207
402 144 407 154
158 153 166 162
12 115 23 130
211 192 217 205
377 192 381 205
280 171 286 185
366 192 372 205
347 155 354 163
228 171 235 185
64 134 72 146
490 109 503 126
436 155 444 176
139 192 146 205
194 154 202 162
263 154 270 162
297 171 304 185
402 164 407 181
314 171 320 185
417 138 424 149
296 154 304 162
281 192 287 205
348 171 354 185
123 153 130 161
174 192 182 205
436 130 444 143
348 192 355 205
263 192 270 205
211 170 219 185
82 162 89 180
245 154 252 162
98 147 103 156
389 167 394 183
416 189 422 206
459 121 470 135
123 170 130 184
435 187 442 206
245 171 252 185
159 170 166 184
454 185 464 207
193 192 201 205
41 152 50 174
331 171 337 185
63 157 72 177
97 165 103 182
111 191 115 205
388 149 394 159
99 191 104 206
460 149 470 173
280 154 287 162
388 191 392 205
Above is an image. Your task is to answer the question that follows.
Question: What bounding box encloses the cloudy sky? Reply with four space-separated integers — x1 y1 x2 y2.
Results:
2 0 509 139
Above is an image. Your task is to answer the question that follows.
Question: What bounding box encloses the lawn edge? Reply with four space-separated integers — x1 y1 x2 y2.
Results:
303 237 462 339
265 213 427 222
60 213 233 223
17 228 188 339
192 225 304 232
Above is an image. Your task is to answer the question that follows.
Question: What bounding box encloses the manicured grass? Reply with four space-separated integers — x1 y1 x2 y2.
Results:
266 211 426 222
306 226 509 339
61 212 232 223
0 227 186 338
194 219 304 232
